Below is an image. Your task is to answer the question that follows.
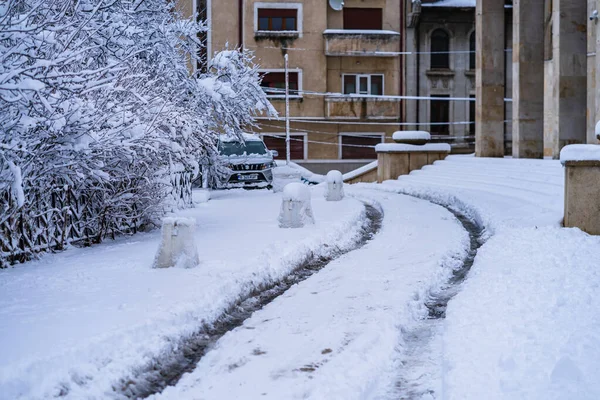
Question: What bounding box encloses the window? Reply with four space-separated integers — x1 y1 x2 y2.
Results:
260 71 300 97
340 134 383 159
343 8 383 30
262 134 306 160
469 31 476 70
430 29 450 69
257 8 297 31
343 74 383 96
254 3 302 35
430 95 450 135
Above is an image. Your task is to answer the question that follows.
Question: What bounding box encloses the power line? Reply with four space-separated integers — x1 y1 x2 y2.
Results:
258 118 475 126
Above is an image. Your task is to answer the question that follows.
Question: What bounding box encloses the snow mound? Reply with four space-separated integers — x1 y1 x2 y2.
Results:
560 144 600 163
392 131 431 141
375 143 451 152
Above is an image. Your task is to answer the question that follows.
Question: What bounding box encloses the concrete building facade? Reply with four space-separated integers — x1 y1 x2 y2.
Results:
177 0 483 173
477 0 598 159
187 0 406 173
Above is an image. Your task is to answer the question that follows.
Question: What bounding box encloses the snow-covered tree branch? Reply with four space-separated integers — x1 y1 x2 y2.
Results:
0 0 273 262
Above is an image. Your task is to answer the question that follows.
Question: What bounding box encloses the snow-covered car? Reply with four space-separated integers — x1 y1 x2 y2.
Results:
216 134 278 189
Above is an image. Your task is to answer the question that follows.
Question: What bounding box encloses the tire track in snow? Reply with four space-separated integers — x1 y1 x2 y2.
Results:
382 194 485 400
113 203 383 400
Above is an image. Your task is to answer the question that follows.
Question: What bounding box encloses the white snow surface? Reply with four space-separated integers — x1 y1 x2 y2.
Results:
281 182 311 202
367 155 600 399
325 169 343 183
0 188 365 399
3 154 599 400
392 130 431 141
154 189 469 400
559 144 600 163
375 143 451 153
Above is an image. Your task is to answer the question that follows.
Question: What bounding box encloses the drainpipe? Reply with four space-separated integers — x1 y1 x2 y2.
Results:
238 0 243 48
416 21 420 129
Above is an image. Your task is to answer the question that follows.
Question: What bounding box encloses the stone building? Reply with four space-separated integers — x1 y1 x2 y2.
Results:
177 0 405 173
177 0 599 169
405 0 480 153
477 0 599 159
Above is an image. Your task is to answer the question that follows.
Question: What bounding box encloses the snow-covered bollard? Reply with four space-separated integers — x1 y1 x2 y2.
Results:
272 164 303 193
278 182 315 228
325 170 344 201
153 217 200 268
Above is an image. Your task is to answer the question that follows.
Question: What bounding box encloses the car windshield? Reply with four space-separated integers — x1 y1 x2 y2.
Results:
219 141 267 156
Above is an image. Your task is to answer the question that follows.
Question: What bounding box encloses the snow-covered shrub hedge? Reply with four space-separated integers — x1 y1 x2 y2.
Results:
0 0 272 265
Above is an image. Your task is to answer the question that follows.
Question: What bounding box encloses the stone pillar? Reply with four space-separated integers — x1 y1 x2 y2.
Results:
563 159 600 235
552 0 587 156
587 0 597 144
512 0 545 158
475 0 505 157
595 0 600 144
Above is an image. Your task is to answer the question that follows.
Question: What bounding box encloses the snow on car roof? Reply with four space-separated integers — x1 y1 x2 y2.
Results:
219 133 263 142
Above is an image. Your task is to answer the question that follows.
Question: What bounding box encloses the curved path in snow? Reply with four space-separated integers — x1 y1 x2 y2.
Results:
151 190 470 400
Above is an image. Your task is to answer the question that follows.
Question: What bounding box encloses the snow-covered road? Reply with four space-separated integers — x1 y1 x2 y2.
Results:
0 188 368 399
2 155 599 400
154 190 469 400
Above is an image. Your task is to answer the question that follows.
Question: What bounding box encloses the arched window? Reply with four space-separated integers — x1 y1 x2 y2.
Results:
430 29 450 69
469 31 476 70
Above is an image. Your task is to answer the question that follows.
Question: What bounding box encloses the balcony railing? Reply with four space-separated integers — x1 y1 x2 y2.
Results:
324 95 400 120
323 29 401 57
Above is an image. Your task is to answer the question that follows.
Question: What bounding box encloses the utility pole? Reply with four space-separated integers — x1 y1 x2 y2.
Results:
284 53 290 165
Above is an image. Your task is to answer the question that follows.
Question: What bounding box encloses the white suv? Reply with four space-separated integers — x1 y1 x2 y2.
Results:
216 134 278 189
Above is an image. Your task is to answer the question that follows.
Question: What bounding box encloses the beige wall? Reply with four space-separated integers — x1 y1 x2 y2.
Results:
173 0 405 167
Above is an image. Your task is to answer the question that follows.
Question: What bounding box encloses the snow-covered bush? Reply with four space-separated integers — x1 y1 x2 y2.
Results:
0 0 272 264
278 183 314 228
325 170 344 201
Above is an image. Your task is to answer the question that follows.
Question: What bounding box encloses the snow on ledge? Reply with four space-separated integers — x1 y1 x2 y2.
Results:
375 143 451 153
420 0 475 7
559 144 600 164
323 29 400 36
343 160 377 181
392 131 431 141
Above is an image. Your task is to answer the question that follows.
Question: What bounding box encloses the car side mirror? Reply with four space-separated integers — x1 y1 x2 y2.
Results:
271 150 279 158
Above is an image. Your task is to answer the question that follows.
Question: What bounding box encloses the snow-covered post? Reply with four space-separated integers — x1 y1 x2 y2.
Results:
272 165 303 193
560 144 600 235
325 170 344 201
153 218 200 268
278 183 315 228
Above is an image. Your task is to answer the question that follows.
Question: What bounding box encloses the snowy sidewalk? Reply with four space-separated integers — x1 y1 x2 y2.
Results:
154 190 469 400
0 188 366 400
370 155 600 400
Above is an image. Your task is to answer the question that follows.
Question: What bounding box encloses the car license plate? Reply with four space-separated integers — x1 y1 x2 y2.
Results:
238 173 258 181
